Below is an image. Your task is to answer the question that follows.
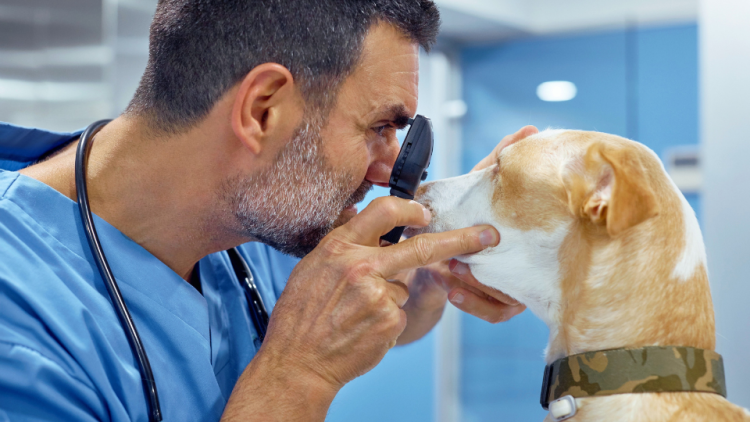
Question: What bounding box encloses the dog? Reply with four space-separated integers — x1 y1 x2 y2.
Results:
409 130 750 421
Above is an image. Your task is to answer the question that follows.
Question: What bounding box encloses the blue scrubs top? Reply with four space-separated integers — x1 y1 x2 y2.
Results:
0 123 300 421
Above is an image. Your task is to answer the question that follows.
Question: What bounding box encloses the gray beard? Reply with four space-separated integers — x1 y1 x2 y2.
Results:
222 118 372 258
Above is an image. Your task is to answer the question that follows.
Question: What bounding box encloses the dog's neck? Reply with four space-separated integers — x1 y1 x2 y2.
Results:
543 193 715 364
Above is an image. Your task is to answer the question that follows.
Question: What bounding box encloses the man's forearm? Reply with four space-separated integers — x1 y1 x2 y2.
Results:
221 348 339 421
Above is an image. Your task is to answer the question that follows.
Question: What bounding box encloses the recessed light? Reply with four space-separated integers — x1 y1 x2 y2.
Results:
537 81 577 102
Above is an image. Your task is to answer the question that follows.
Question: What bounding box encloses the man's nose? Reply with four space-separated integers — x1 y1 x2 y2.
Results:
365 134 401 188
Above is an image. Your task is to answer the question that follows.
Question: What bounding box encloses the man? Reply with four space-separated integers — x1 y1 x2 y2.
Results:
0 0 535 420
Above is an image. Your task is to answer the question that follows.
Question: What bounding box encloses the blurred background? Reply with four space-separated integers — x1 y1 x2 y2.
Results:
1 0 747 420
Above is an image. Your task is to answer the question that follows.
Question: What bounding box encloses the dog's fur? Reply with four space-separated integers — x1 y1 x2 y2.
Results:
412 130 750 421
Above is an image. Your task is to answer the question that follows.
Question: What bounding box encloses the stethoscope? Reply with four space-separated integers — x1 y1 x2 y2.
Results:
75 120 270 422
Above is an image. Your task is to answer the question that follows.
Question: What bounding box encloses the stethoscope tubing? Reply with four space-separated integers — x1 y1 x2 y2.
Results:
227 248 269 342
75 120 162 422
75 120 270 422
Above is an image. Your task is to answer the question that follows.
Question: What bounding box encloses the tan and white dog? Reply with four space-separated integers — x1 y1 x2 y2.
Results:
411 130 750 421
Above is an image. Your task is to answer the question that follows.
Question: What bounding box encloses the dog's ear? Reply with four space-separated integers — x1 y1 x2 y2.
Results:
562 141 659 237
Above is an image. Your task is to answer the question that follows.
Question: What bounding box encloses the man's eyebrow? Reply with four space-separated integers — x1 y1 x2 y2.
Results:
375 104 412 129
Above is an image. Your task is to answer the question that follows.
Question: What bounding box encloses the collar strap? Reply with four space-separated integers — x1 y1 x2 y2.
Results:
540 346 726 410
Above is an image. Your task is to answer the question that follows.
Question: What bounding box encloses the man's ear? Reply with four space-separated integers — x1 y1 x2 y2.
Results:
562 141 659 237
231 63 304 155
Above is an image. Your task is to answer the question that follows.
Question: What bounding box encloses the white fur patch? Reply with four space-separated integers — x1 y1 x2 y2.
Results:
642 147 708 282
419 166 570 328
670 192 707 281
465 223 568 327
638 147 706 281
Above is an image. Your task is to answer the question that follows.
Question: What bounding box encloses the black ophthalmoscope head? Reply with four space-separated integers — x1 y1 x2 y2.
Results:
380 114 434 244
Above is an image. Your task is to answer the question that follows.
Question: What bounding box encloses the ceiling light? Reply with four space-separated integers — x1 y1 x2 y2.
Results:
536 81 577 102
443 99 467 119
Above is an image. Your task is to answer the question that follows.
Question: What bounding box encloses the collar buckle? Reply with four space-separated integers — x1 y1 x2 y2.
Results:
540 364 553 410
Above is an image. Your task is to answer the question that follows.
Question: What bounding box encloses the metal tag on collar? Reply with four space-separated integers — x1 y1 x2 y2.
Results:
549 395 578 421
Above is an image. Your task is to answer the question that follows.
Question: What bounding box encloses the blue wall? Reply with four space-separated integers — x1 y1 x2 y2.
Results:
328 327 436 422
460 24 699 421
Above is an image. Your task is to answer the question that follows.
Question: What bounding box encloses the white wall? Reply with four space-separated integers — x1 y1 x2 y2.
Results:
416 48 465 422
699 0 750 408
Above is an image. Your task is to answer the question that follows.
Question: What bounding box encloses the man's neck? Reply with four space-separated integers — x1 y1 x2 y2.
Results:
20 115 250 280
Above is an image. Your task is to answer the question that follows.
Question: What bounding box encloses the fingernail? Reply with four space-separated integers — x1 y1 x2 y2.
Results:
423 207 432 223
450 293 464 304
479 229 499 247
409 201 431 224
448 259 458 272
451 262 468 275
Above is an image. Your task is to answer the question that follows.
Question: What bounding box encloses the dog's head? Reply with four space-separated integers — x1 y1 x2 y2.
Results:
409 130 710 353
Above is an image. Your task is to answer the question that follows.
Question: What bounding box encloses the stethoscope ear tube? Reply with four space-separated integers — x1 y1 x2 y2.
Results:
75 120 162 422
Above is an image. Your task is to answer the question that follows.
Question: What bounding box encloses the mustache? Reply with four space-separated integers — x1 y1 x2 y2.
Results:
344 180 374 208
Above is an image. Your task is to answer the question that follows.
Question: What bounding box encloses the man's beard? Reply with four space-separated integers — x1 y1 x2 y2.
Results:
222 117 372 258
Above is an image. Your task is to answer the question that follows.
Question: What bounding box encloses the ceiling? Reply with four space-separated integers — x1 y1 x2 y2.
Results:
436 0 698 43
0 0 699 131
0 0 156 130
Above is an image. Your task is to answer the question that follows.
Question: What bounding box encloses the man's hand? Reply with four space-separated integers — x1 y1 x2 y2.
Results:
395 258 526 345
445 259 526 323
471 125 538 172
222 197 499 421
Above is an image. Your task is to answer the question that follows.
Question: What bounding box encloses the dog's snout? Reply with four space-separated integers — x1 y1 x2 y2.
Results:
415 182 432 200
403 183 437 238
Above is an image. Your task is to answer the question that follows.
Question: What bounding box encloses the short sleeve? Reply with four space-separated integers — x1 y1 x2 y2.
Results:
0 341 107 422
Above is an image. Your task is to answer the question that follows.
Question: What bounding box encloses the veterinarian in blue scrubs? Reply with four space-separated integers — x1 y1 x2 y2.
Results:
0 123 299 421
0 1 529 421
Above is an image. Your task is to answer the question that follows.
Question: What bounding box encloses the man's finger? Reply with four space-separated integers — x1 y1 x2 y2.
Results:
447 287 526 324
448 260 519 306
336 196 431 245
374 226 499 277
472 125 539 172
384 279 410 308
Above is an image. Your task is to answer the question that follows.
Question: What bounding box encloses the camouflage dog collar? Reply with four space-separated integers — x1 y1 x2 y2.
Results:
540 346 726 410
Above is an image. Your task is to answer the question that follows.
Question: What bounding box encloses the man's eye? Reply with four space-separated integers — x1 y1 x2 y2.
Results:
373 125 390 137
